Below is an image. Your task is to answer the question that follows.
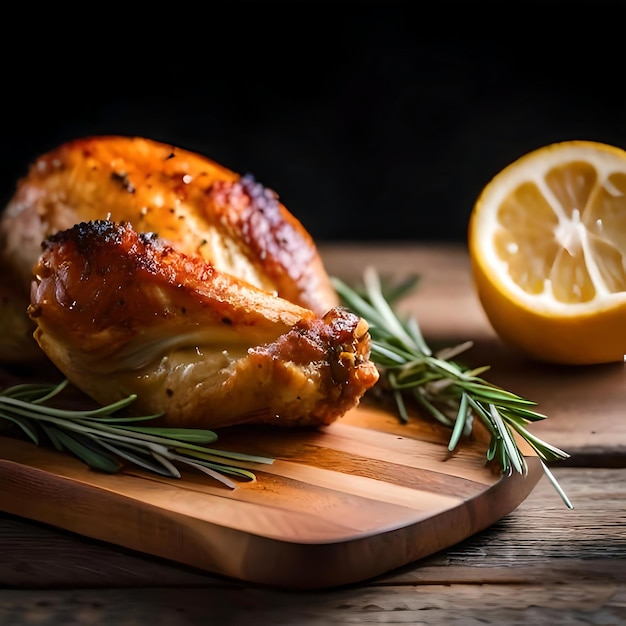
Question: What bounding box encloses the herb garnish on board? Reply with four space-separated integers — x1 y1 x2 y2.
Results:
0 379 272 489
332 267 573 509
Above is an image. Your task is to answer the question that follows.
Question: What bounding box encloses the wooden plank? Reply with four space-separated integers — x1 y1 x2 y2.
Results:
2 468 624 624
2 584 623 625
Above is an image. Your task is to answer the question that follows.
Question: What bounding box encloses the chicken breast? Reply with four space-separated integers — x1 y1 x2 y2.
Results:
0 135 338 364
28 220 379 429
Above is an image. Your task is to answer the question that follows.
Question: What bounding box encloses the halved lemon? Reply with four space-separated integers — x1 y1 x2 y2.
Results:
468 140 626 365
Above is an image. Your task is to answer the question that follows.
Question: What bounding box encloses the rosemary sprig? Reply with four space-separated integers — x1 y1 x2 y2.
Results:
0 379 273 488
333 266 573 509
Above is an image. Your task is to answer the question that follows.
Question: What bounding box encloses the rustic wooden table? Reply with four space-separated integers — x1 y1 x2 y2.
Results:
1 244 625 625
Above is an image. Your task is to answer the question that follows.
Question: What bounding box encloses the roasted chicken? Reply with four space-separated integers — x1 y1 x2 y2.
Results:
28 220 379 429
0 135 338 363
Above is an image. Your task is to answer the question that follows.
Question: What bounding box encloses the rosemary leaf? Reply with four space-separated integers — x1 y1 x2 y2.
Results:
449 392 470 452
459 382 538 406
148 449 183 478
364 266 427 353
412 390 455 428
49 427 123 473
2 381 69 402
168 454 237 488
103 425 219 444
39 423 62 451
0 411 39 444
174 457 258 483
177 446 275 466
393 388 410 424
499 406 549 422
540 459 574 509
489 404 525 475
505 418 574 462
90 436 180 477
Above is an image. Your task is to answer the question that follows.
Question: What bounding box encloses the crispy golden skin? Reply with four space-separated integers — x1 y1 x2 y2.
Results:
0 135 338 363
28 221 379 429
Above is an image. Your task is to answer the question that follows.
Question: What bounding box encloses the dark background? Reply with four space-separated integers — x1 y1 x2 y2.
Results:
1 1 624 243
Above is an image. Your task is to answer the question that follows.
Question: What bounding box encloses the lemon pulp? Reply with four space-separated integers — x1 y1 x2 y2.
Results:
468 141 626 364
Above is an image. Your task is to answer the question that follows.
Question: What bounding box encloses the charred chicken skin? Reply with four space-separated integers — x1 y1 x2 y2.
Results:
28 220 379 429
0 135 338 363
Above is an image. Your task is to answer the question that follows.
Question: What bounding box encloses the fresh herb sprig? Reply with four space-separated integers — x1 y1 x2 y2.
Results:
0 379 273 488
333 266 573 509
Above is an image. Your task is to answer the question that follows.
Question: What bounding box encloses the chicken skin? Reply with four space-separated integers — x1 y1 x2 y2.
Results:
28 220 379 429
0 135 338 363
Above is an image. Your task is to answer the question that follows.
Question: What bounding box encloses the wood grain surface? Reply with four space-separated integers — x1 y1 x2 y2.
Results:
1 468 624 624
0 396 543 590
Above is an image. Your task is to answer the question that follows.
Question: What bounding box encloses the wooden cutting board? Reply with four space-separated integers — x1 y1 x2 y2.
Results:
1 243 557 590
0 395 542 590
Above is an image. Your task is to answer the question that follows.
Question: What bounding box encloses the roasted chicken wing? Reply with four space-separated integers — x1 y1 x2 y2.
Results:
0 135 338 363
28 220 379 429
